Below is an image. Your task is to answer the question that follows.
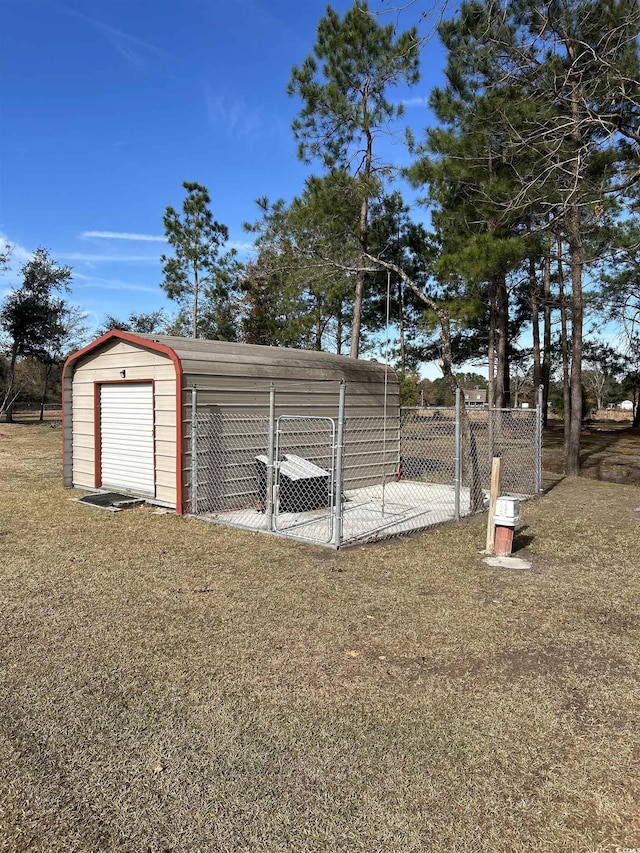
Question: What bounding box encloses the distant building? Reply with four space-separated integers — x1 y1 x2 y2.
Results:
620 400 634 411
463 387 487 407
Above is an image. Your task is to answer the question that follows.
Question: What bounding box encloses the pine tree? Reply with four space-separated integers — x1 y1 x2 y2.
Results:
241 175 360 352
288 1 420 357
413 0 640 472
160 182 237 339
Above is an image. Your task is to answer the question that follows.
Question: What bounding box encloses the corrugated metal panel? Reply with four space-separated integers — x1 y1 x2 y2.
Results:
101 383 155 496
135 334 392 385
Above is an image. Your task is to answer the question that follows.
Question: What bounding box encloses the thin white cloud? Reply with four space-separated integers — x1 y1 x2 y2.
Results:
228 239 255 254
0 231 32 265
82 310 102 328
80 234 254 256
59 252 159 263
82 230 167 243
52 2 175 68
0 232 34 289
73 274 158 294
203 84 262 139
400 96 430 108
229 0 308 51
202 80 277 139
202 83 290 144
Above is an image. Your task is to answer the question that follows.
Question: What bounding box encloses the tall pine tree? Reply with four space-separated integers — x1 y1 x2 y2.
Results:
161 182 237 340
288 1 420 358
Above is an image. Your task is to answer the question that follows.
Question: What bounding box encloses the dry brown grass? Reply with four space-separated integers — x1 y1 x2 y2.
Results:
1 423 639 852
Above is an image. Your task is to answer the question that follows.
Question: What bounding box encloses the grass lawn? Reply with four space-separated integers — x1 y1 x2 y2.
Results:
1 422 639 852
544 421 640 483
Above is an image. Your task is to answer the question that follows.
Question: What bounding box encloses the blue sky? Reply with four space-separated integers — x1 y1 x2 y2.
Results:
0 0 447 341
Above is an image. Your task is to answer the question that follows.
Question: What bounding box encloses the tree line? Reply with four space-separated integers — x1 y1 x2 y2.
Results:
2 1 639 468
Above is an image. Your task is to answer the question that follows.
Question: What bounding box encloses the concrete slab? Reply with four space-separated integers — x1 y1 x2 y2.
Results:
482 556 532 570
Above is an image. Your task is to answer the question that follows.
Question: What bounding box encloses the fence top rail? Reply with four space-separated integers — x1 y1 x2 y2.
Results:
401 405 538 413
277 415 336 423
485 406 537 415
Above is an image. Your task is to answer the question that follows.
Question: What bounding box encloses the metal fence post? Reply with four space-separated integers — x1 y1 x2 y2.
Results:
331 380 346 548
266 384 276 532
191 387 198 514
454 387 462 521
535 383 544 493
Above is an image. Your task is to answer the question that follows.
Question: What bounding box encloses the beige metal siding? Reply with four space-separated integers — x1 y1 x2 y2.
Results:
153 337 400 503
136 333 398 414
69 339 177 506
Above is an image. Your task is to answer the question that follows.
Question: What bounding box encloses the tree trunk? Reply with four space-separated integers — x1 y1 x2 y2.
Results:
438 306 484 511
336 302 343 355
2 341 19 423
39 362 53 422
530 256 542 395
495 272 510 408
350 203 368 359
192 261 199 339
487 277 496 409
487 276 496 460
557 235 571 463
349 128 373 359
567 208 584 476
566 70 584 477
315 294 323 351
542 239 552 427
398 279 406 375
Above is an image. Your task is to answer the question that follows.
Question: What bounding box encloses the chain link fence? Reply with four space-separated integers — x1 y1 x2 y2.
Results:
463 407 540 497
192 411 269 525
337 409 461 545
191 386 542 548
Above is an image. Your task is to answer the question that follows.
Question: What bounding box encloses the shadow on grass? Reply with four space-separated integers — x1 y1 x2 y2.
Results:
4 415 61 427
513 526 535 552
544 422 640 485
541 473 565 495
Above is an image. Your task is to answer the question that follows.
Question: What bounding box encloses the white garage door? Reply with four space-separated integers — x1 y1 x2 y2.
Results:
100 383 155 496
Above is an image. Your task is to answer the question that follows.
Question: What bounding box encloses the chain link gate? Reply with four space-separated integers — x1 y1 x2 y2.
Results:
269 415 337 544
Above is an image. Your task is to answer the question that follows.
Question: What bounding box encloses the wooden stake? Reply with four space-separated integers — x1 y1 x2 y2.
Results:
486 456 501 554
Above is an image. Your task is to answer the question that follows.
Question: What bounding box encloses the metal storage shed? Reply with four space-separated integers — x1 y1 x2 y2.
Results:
62 330 399 514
